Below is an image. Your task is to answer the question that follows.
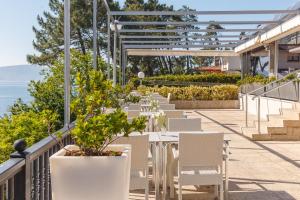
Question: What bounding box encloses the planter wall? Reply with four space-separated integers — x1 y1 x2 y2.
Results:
170 100 240 109
50 145 131 200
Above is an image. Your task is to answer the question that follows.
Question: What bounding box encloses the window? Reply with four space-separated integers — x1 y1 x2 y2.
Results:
287 55 300 62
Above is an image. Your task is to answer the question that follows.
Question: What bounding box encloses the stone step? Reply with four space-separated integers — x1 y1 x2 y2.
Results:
252 133 300 141
283 120 300 128
252 134 272 141
279 109 300 119
267 127 287 135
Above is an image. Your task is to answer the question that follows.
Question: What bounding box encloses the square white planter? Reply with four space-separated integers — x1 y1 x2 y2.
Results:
50 145 131 200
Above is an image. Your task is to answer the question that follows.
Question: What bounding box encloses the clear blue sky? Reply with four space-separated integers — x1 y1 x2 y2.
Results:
0 0 298 67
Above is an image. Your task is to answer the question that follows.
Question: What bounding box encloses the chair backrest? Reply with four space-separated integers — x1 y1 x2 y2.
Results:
159 104 176 110
163 110 185 127
113 135 149 171
168 118 201 131
156 98 169 104
179 133 223 168
127 110 140 118
167 93 171 103
128 104 141 110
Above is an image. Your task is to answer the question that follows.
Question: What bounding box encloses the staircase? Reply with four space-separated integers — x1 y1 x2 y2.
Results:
243 103 300 141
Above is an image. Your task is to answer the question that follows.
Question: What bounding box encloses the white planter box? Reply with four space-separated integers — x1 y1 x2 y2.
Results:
50 145 131 200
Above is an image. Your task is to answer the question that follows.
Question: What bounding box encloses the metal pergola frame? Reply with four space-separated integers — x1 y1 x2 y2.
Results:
62 0 300 129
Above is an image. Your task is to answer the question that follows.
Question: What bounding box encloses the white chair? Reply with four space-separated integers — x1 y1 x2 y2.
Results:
156 98 169 104
163 110 185 127
128 104 141 110
127 110 140 118
159 104 176 110
113 135 149 200
176 133 224 200
167 118 202 197
167 93 171 103
168 118 201 131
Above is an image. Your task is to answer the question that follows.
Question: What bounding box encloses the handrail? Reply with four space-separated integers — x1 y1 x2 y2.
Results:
246 69 300 96
0 124 74 199
252 79 297 100
252 78 298 133
244 70 300 128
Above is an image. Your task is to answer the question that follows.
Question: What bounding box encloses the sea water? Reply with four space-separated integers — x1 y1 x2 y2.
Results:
0 82 32 116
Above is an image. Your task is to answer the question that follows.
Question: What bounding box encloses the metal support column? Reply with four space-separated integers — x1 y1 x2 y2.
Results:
113 31 117 86
92 0 98 69
119 37 122 85
274 40 279 78
107 15 111 79
64 0 71 126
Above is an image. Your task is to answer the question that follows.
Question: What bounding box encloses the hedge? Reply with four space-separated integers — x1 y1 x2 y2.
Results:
138 85 239 101
130 73 241 87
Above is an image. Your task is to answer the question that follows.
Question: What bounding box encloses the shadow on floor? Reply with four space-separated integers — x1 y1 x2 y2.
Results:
195 111 300 169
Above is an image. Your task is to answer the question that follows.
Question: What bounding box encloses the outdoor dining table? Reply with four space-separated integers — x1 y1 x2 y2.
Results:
133 131 230 200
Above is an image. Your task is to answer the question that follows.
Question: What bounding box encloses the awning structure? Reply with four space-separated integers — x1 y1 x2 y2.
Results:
235 14 300 53
102 6 300 86
127 49 239 57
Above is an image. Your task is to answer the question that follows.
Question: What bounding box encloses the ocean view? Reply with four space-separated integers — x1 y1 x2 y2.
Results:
0 65 45 116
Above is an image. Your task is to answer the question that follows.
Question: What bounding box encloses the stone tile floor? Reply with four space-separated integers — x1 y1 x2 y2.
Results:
129 109 300 200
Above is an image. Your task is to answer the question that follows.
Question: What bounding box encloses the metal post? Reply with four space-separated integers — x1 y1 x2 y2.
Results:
119 37 122 85
92 0 97 69
257 96 261 134
124 50 127 85
245 94 248 127
113 31 117 86
64 0 71 126
122 48 126 86
107 15 111 79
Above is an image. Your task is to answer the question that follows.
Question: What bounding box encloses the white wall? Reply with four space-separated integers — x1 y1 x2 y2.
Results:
221 56 241 71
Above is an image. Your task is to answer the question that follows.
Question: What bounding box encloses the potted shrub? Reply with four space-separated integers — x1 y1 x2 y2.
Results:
50 70 146 200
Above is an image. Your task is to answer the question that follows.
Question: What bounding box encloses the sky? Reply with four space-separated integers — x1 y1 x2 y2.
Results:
0 0 299 67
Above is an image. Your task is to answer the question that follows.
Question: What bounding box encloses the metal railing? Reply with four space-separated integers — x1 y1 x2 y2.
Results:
0 124 74 200
244 72 300 133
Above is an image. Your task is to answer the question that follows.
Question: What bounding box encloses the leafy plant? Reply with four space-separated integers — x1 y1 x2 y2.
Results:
130 73 241 87
70 69 147 156
137 85 239 101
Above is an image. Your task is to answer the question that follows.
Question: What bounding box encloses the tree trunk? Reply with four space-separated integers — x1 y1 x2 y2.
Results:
77 28 86 55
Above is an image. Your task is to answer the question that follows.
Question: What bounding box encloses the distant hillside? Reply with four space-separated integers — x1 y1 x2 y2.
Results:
0 65 47 83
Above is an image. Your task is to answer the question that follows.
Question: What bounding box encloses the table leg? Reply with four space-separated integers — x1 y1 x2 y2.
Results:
155 142 160 200
225 145 229 200
162 143 168 200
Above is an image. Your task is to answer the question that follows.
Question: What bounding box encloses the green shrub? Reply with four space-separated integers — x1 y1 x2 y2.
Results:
130 73 241 87
138 85 239 101
237 75 275 86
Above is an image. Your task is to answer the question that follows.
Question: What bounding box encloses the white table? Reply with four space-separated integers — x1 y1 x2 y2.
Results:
136 131 230 200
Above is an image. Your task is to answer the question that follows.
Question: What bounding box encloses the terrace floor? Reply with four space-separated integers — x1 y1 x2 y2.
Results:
129 109 300 200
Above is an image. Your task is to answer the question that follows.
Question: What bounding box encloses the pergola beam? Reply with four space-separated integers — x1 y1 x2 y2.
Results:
119 28 261 33
122 40 241 44
111 10 299 16
124 44 237 49
120 35 247 39
127 49 239 57
119 20 281 26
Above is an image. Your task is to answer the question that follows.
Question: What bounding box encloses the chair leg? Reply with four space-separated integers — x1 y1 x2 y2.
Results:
178 181 182 200
219 183 224 200
145 169 149 200
169 173 174 198
214 185 218 197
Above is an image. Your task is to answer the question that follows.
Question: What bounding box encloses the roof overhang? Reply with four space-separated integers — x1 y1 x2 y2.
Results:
235 14 300 54
127 49 239 57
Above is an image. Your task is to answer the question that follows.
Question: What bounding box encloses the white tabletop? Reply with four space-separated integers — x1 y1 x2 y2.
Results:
131 131 230 143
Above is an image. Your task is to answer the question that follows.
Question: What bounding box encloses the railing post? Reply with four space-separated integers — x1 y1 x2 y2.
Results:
10 139 31 200
245 94 248 127
257 96 261 134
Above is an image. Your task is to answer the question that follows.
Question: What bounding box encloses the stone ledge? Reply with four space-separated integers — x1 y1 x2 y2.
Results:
170 100 240 109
